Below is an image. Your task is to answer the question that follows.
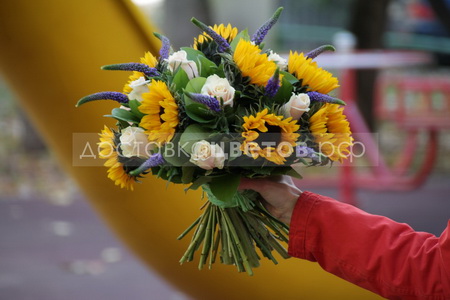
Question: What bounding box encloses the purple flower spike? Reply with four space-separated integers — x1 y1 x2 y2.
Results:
191 18 231 53
129 153 165 176
154 32 171 60
295 146 318 159
306 45 335 60
306 91 346 106
76 91 128 107
251 7 284 45
265 69 280 98
101 63 160 77
186 92 221 112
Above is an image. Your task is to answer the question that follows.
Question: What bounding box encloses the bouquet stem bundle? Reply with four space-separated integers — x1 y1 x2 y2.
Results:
178 188 289 275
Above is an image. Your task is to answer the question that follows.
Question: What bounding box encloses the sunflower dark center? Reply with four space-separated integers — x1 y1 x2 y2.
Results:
159 106 165 123
255 124 282 148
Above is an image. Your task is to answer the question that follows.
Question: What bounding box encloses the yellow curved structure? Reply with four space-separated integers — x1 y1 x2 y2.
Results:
0 1 382 299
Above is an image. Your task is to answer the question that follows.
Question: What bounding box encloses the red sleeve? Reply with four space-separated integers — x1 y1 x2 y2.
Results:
288 191 450 300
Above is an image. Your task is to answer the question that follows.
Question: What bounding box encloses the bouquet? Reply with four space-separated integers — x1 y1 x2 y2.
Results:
77 7 353 275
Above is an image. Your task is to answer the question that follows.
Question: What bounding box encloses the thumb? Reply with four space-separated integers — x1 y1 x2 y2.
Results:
239 177 272 194
238 178 262 192
238 178 254 191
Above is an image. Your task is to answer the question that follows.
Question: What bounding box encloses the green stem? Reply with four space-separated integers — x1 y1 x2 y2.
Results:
178 187 291 274
254 201 290 231
179 207 210 264
219 210 232 265
208 206 219 269
228 208 260 268
256 213 289 244
177 215 202 240
240 210 277 263
222 208 254 276
199 204 214 270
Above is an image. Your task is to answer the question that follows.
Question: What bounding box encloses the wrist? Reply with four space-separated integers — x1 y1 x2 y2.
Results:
279 190 301 225
279 212 293 225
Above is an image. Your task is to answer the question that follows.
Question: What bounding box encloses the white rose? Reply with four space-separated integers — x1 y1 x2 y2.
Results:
201 74 235 107
165 50 199 79
119 127 152 158
268 50 288 70
190 140 225 170
282 93 311 120
128 76 150 102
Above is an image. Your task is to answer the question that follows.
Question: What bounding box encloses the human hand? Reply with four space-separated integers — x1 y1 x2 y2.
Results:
239 175 302 225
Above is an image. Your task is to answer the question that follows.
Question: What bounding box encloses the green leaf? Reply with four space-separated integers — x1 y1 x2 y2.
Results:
128 100 145 119
181 166 196 184
165 167 183 184
162 144 190 167
246 166 274 177
161 134 190 167
180 47 218 78
197 55 218 77
181 47 206 61
185 77 207 94
280 71 299 85
186 176 212 191
207 174 241 207
230 29 250 51
185 103 215 123
172 68 190 91
272 76 293 105
116 119 131 129
184 78 218 123
215 64 226 78
105 108 140 124
179 124 211 153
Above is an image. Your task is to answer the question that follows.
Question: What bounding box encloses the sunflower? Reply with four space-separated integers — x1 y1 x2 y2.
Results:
233 40 277 86
288 51 339 94
98 126 136 190
194 23 238 49
123 52 158 94
241 108 300 165
139 80 179 144
309 103 353 162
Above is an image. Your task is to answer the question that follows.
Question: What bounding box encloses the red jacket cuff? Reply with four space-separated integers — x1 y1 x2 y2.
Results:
287 191 318 259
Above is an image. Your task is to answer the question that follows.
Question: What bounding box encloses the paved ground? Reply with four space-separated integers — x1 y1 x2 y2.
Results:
0 194 186 300
0 174 449 300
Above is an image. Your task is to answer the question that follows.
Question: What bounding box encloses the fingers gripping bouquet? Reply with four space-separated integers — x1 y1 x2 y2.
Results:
77 7 353 275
